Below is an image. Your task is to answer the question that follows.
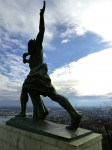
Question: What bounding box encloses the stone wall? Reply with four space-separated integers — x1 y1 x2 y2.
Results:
0 123 102 150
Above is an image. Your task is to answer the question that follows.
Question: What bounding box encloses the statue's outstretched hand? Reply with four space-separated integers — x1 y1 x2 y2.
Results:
23 53 29 64
40 1 46 15
23 53 29 58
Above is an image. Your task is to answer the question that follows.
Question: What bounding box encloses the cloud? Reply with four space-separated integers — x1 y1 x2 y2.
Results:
61 39 70 44
81 0 112 42
50 48 112 97
0 0 112 105
0 0 55 50
0 48 112 105
1 0 112 51
45 0 112 43
0 72 21 101
0 51 29 101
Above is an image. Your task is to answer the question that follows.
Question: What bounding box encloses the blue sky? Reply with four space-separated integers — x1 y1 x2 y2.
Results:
0 0 112 107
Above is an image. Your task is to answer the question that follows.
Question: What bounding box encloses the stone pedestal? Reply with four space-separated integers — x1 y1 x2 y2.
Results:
6 117 92 141
0 118 102 150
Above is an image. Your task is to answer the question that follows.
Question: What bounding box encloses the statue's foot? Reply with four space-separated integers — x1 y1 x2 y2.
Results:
66 114 82 130
33 111 49 121
15 113 26 117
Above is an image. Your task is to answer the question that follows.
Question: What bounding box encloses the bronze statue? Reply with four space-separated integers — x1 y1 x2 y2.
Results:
16 1 82 130
16 1 49 120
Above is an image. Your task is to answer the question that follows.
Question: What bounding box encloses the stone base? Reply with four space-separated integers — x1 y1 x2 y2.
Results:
0 121 102 150
6 117 92 141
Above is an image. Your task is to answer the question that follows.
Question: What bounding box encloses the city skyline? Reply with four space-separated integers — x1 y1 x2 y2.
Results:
0 0 112 107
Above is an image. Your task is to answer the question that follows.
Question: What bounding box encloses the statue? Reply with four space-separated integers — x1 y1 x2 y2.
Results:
16 1 82 130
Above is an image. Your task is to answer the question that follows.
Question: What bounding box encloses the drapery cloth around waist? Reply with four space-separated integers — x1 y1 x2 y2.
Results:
22 63 55 96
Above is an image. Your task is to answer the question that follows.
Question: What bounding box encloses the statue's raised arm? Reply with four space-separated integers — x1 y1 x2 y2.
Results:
22 1 46 65
35 0 46 47
26 1 46 69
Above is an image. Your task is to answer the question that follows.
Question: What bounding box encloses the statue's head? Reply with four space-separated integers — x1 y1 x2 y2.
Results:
28 39 36 55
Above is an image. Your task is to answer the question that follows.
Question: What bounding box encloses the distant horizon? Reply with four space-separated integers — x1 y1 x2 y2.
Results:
0 99 111 108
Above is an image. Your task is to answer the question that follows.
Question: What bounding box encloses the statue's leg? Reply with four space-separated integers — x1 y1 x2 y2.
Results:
33 98 49 120
15 89 28 117
29 90 49 121
47 91 82 130
39 98 49 120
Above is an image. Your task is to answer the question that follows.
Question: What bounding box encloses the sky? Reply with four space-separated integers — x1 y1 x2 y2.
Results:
0 0 112 107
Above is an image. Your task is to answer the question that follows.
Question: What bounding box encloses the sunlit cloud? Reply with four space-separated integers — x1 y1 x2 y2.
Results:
50 48 112 97
81 1 112 42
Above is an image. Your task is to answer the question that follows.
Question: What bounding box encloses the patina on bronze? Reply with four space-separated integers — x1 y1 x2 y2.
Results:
16 1 82 130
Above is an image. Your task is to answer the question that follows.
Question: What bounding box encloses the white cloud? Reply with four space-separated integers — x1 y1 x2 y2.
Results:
0 52 29 101
1 0 112 49
55 0 112 42
0 73 21 101
50 48 112 97
61 39 70 44
0 0 55 50
81 0 112 42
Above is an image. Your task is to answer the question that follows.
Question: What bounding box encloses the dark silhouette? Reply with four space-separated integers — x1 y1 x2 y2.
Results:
16 1 49 120
16 1 82 130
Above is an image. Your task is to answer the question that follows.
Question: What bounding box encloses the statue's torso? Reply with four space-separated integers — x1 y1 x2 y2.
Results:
29 47 43 69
